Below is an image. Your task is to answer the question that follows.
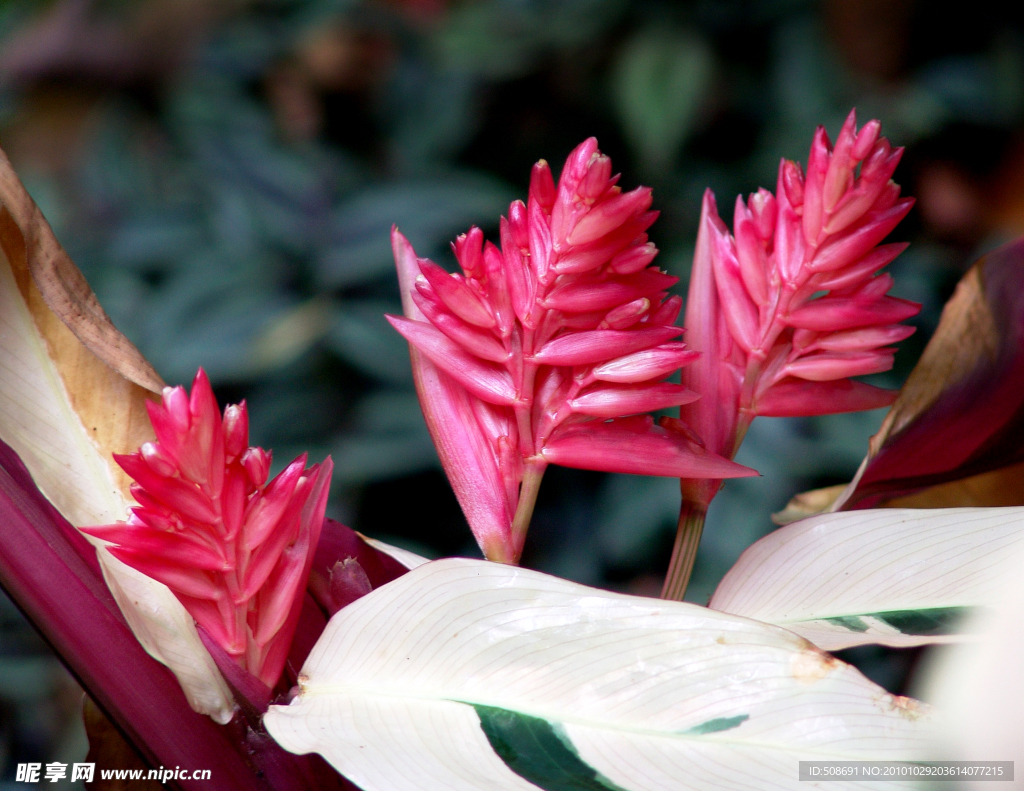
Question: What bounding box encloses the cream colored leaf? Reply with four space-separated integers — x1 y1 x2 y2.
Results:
918 543 1024 789
771 484 847 525
711 507 1024 650
359 534 431 569
266 559 935 791
0 155 233 722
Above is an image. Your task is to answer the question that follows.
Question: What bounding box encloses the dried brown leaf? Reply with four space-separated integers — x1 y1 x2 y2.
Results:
0 144 233 722
771 484 847 525
832 238 1024 511
0 146 163 498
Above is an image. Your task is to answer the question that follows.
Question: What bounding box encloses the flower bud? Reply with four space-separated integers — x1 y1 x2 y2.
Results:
610 242 658 274
782 161 805 207
603 298 650 329
453 227 485 278
529 160 556 212
508 201 530 250
579 154 612 201
162 386 190 433
223 403 249 460
141 442 177 477
242 447 271 488
853 119 881 160
749 188 777 241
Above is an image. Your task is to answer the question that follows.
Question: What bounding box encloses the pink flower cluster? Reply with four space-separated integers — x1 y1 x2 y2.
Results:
83 370 332 688
389 138 753 563
683 110 920 464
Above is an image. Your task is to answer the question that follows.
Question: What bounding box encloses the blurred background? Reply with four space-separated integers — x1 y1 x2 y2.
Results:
2 0 1024 783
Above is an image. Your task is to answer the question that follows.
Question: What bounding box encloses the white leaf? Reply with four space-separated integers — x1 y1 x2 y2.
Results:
710 507 1024 650
359 534 431 569
266 559 935 791
918 543 1024 787
0 248 233 723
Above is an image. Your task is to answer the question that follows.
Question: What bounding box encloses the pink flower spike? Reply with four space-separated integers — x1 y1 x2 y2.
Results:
684 111 918 441
666 112 918 600
82 370 333 689
389 142 753 563
392 227 516 563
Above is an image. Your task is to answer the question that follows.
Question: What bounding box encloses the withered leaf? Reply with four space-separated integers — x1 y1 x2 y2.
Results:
0 147 164 390
833 238 1024 511
0 144 236 722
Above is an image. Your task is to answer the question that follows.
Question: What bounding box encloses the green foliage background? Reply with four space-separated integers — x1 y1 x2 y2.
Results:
0 0 1023 780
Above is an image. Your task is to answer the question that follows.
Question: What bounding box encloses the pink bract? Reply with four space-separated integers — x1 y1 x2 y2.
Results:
389 138 755 564
83 369 332 688
683 110 920 470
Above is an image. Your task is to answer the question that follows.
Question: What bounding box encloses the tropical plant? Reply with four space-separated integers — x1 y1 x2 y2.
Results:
1 107 1023 790
388 138 754 563
664 110 920 598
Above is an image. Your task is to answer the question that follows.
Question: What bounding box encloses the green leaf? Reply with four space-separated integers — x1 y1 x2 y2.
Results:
611 28 714 172
327 301 413 386
317 177 513 289
871 607 971 635
330 390 437 484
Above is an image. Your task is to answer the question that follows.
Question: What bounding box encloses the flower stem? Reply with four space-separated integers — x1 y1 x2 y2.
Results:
510 461 546 562
660 499 708 601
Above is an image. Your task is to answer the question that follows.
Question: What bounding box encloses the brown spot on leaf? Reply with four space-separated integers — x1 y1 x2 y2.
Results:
790 648 841 684
877 693 928 721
